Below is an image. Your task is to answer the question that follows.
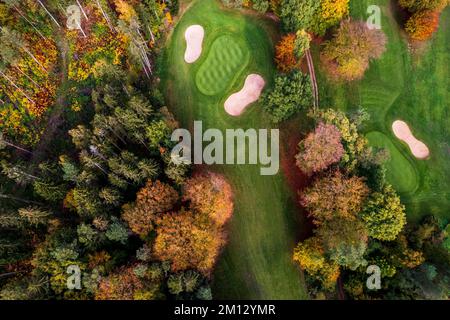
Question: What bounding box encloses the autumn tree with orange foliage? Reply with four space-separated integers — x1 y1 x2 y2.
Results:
399 0 447 41
95 265 160 300
275 33 300 72
122 180 179 237
399 0 448 12
153 210 226 275
183 172 233 226
405 10 440 40
300 170 370 225
321 20 387 81
114 0 137 22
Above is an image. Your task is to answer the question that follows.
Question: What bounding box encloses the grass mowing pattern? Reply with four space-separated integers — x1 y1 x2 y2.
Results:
196 35 250 96
160 0 308 299
314 0 450 222
366 131 419 193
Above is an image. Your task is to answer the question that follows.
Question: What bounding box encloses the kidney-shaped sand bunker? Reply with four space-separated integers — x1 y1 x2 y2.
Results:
184 25 205 64
224 74 265 116
392 120 430 160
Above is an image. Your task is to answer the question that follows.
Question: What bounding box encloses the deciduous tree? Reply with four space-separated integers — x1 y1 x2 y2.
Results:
275 33 300 72
405 10 440 41
399 0 448 12
293 237 340 290
300 170 369 225
294 29 311 59
321 20 387 81
122 180 178 237
153 210 225 275
183 172 233 226
360 185 406 241
260 71 313 123
295 122 344 175
317 218 368 270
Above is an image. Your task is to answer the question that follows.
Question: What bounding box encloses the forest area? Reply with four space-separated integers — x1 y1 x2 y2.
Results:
1 0 449 301
0 0 234 300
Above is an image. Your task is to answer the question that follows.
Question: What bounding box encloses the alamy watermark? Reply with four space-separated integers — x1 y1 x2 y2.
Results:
67 264 81 290
366 265 382 290
170 121 279 176
367 5 382 30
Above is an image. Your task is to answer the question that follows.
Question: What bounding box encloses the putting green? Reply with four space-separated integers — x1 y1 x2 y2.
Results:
195 35 250 96
367 131 419 194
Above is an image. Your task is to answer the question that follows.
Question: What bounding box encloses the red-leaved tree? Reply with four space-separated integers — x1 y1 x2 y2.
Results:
296 122 344 175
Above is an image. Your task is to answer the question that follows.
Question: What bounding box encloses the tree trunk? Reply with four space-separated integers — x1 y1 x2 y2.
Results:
11 5 47 40
0 193 43 205
95 0 115 32
0 272 19 279
37 0 61 28
76 20 87 38
3 139 33 154
15 66 42 89
76 0 88 20
147 25 155 43
0 71 35 103
21 47 47 73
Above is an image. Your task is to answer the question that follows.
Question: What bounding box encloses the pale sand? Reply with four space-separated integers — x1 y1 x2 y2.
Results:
392 120 430 159
224 74 265 116
184 25 204 64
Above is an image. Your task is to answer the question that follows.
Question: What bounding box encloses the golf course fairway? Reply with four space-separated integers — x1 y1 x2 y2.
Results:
160 0 308 299
314 0 450 222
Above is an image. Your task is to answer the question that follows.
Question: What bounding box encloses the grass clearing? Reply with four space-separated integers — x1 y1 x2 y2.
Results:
159 0 308 299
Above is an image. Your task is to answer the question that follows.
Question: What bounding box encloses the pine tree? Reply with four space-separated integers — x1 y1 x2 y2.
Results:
17 207 51 226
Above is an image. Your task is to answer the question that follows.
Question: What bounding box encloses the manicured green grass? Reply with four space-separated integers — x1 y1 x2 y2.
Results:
196 35 250 96
366 131 419 193
314 0 450 222
159 0 308 299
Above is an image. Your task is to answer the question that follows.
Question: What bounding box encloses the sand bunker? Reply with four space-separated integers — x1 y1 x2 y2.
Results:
184 25 204 63
224 74 265 116
392 120 430 159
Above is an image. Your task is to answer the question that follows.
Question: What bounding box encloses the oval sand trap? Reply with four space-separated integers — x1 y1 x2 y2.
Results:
392 120 430 159
224 74 265 116
184 25 204 63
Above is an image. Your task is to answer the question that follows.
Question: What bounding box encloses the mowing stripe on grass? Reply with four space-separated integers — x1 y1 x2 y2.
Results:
196 35 250 96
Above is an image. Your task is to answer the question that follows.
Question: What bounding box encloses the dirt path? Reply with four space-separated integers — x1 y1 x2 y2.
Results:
305 49 319 109
31 30 69 164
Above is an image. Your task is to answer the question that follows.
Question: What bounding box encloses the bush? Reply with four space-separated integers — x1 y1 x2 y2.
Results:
260 71 313 123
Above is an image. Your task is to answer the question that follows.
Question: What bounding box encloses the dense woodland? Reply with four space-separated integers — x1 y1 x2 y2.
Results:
0 0 234 300
1 0 449 300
